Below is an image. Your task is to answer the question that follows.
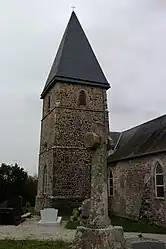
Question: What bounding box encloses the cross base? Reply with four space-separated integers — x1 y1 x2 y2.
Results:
72 225 125 249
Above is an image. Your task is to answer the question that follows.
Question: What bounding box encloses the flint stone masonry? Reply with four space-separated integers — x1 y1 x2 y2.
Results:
109 153 166 227
35 82 109 211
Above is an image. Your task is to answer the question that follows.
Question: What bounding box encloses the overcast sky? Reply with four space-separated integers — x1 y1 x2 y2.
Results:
0 0 166 175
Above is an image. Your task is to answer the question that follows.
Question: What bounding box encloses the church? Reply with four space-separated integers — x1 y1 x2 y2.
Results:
35 11 166 227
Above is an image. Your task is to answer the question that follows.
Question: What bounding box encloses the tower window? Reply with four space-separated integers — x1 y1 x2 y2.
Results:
108 170 113 196
155 162 164 198
78 90 86 106
47 96 51 112
43 165 48 194
44 142 47 148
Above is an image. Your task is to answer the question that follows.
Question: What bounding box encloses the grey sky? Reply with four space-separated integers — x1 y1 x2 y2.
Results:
0 0 166 175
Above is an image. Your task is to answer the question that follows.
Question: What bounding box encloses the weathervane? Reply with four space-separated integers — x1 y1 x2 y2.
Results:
71 5 76 11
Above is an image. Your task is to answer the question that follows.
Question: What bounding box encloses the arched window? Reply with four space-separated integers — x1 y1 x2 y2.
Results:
155 162 164 198
47 96 50 112
108 170 113 196
43 165 48 194
78 90 86 106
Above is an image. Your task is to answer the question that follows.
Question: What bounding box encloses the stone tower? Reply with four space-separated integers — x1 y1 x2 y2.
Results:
35 11 110 212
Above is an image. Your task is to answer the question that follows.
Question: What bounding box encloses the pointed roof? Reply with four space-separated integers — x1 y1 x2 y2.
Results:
41 11 110 98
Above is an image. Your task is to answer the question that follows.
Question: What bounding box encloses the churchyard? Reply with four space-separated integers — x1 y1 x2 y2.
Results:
0 127 166 249
0 182 166 249
0 214 166 249
0 126 166 249
0 198 166 248
0 124 166 249
65 213 166 234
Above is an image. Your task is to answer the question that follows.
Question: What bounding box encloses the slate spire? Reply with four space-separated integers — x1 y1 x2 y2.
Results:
41 11 110 98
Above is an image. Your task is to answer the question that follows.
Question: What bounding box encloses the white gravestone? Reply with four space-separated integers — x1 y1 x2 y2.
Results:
38 208 62 226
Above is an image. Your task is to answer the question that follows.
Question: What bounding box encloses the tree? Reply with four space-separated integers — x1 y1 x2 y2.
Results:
0 163 37 206
25 174 38 206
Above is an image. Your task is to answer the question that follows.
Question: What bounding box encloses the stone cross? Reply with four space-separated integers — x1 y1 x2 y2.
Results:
83 122 111 229
71 5 76 11
73 120 124 249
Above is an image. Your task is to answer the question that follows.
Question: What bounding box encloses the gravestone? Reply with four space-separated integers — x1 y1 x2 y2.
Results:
0 196 23 225
72 122 125 249
7 196 23 218
38 208 62 226
125 237 165 249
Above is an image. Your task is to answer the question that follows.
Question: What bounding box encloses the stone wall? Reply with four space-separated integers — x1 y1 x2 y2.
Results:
53 147 91 197
36 82 108 211
108 153 166 227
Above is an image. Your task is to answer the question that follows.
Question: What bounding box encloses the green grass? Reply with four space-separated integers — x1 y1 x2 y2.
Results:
65 216 166 234
0 240 70 249
111 216 166 234
65 220 80 230
62 216 71 221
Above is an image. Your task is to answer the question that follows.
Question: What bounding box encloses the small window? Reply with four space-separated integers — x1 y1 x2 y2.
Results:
47 96 50 112
120 175 125 188
78 90 86 106
44 142 47 148
108 170 113 196
43 165 48 194
155 162 164 198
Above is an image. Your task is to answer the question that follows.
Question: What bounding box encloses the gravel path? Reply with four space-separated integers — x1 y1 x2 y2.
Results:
0 217 75 241
0 216 166 243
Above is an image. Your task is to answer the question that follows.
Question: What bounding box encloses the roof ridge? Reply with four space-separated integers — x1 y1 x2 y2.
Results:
114 132 123 151
122 114 166 133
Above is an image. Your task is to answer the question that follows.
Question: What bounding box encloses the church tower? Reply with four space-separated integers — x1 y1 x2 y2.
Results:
35 11 110 212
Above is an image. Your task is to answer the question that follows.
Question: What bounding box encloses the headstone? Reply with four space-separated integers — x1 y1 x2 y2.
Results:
38 208 62 226
0 208 15 225
125 237 165 249
0 196 23 225
7 196 23 218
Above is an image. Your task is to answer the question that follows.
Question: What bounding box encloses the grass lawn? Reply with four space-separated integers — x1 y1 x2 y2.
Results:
0 240 70 249
111 216 166 234
65 216 166 234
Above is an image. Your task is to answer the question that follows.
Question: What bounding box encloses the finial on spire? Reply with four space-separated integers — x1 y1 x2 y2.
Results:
71 5 76 11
